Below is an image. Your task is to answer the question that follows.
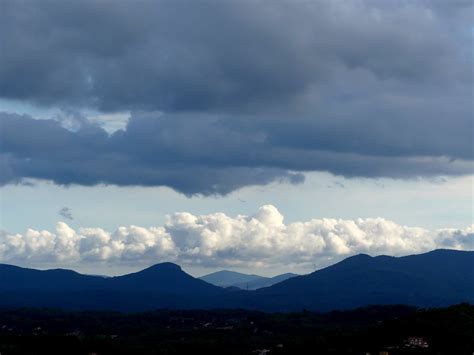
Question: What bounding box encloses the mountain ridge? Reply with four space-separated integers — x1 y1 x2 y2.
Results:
199 270 299 290
0 249 472 311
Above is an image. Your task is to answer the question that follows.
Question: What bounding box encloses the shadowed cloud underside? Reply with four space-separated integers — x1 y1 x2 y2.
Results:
0 0 472 194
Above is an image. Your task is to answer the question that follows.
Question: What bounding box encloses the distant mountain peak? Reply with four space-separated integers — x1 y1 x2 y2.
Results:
200 270 299 290
349 253 372 259
327 253 373 268
199 270 263 287
143 262 182 272
112 262 185 281
203 270 260 278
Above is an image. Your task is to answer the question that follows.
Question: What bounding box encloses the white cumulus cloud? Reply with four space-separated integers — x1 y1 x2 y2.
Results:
0 205 472 271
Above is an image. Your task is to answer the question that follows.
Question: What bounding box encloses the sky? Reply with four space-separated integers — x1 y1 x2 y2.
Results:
0 0 472 277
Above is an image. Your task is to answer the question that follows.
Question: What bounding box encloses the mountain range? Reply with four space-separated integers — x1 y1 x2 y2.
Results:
199 270 298 290
0 249 472 312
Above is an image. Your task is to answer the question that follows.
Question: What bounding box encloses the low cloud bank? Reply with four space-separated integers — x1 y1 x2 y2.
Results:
1 205 472 270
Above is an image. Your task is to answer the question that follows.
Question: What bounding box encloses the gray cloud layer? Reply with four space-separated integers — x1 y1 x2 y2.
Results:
1 112 472 194
0 0 472 193
0 205 472 270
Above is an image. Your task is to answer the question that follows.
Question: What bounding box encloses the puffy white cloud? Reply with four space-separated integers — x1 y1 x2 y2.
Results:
0 205 472 270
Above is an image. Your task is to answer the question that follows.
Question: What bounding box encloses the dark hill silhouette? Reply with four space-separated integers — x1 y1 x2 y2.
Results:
242 249 474 311
108 262 223 295
0 250 472 311
0 262 225 311
0 264 104 291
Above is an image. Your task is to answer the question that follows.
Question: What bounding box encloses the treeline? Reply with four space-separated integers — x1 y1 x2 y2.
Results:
0 303 472 354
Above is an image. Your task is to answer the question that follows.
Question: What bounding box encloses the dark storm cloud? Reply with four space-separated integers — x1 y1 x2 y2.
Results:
1 0 471 111
0 0 472 194
0 112 470 195
0 112 305 195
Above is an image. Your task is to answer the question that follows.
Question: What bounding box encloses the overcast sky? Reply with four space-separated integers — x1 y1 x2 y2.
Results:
0 0 472 276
